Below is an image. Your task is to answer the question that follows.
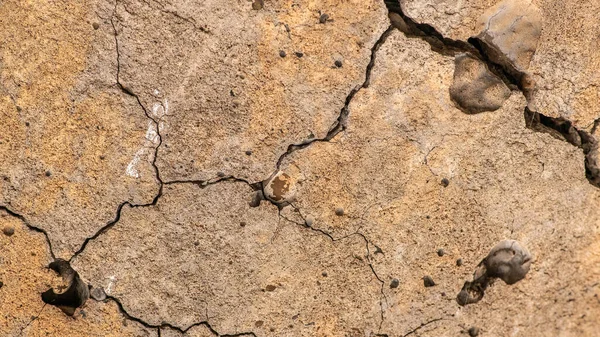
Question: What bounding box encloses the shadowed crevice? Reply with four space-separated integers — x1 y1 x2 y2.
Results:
382 0 600 188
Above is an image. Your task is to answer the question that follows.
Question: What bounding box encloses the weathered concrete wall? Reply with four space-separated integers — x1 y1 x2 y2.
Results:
1 0 599 336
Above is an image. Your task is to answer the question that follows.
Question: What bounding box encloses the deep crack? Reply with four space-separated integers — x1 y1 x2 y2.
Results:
383 0 600 188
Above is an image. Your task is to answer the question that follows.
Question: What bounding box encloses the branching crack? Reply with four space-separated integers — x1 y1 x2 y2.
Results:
280 204 388 333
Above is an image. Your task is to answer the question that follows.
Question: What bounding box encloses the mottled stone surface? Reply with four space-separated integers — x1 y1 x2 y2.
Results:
401 0 600 130
450 53 511 113
0 0 159 259
0 210 156 336
117 0 390 182
279 30 600 336
3 0 600 336
72 182 382 335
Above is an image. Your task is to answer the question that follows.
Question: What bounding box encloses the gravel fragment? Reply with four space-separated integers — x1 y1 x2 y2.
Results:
305 216 314 227
319 13 329 24
3 226 14 236
423 276 435 287
90 287 107 301
390 278 400 288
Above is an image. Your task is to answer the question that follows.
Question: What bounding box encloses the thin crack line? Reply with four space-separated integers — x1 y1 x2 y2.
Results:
17 303 46 336
165 175 259 190
281 204 388 332
400 318 445 337
272 25 395 172
103 295 256 336
0 205 56 260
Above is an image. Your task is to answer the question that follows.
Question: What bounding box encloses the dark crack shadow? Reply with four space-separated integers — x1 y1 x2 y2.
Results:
383 0 600 189
103 295 256 337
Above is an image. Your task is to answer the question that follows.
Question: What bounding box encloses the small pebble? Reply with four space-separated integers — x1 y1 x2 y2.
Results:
456 258 463 266
265 284 276 292
92 22 100 30
45 170 52 177
3 226 14 236
249 191 263 207
251 0 263 10
305 216 314 227
90 287 107 301
194 241 200 246
437 249 445 257
0 281 4 288
319 13 329 24
295 52 304 58
245 150 253 156
279 50 287 58
217 172 225 178
240 221 247 227
334 60 343 68
390 278 400 289
255 320 264 327
423 276 435 287
441 178 450 187
322 272 328 277
334 207 344 216
99 155 105 160
25 122 30 127
468 327 480 337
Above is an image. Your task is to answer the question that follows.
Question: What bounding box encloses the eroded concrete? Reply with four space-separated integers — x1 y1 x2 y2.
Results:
2 0 600 336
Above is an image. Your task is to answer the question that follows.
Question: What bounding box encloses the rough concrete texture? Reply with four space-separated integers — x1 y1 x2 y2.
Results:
400 0 600 131
279 30 600 335
2 0 600 336
0 0 160 259
0 210 156 336
119 0 391 183
72 182 383 335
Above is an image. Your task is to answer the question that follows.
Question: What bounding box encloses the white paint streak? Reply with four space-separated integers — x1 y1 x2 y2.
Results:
126 97 170 178
106 275 116 294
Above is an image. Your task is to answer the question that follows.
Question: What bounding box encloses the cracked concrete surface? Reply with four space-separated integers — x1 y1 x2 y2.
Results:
2 0 600 336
